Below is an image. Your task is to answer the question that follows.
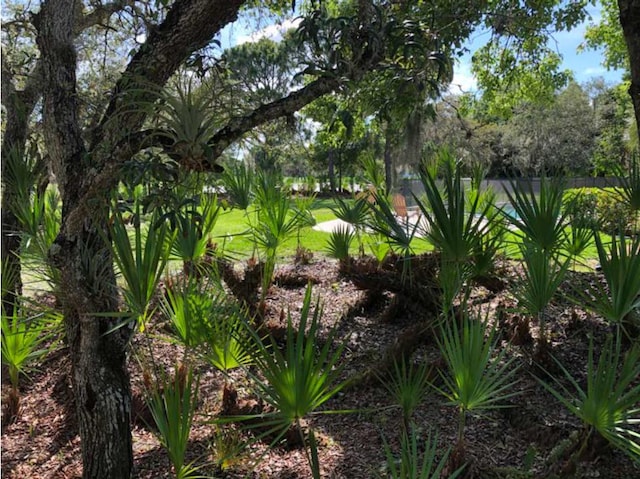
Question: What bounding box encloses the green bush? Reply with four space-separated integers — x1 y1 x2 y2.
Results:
563 187 637 234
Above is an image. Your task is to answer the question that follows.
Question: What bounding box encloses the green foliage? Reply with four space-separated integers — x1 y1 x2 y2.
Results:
151 78 219 171
504 176 567 252
514 245 570 346
161 278 256 371
330 196 370 254
1 307 56 391
368 193 419 283
589 82 633 175
326 225 354 262
221 161 254 210
244 284 346 427
416 149 498 265
147 365 204 479
563 188 601 230
109 203 171 327
563 187 636 235
580 0 628 71
578 233 640 333
435 314 520 444
616 154 640 214
538 335 640 461
414 148 503 304
382 427 463 479
360 156 386 194
169 193 221 276
330 196 370 229
378 358 431 431
161 279 211 349
564 225 595 264
252 171 301 300
201 293 255 374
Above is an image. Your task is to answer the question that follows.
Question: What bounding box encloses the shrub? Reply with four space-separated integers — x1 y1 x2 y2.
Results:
563 187 637 235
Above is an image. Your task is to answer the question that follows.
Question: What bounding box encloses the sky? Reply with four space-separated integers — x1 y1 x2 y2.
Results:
219 7 626 95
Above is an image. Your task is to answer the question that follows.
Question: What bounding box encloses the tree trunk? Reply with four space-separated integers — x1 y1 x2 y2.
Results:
36 1 134 476
328 148 336 193
384 127 394 194
619 0 640 143
58 230 134 479
0 63 41 316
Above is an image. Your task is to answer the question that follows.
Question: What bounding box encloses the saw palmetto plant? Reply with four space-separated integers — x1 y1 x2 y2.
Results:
236 284 347 478
575 232 640 336
514 244 570 351
378 357 432 433
109 202 172 329
504 176 568 253
381 426 464 479
330 195 370 255
538 334 640 462
434 313 520 456
146 365 204 479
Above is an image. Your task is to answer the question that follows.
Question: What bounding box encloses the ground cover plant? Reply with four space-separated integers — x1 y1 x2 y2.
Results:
2 158 640 479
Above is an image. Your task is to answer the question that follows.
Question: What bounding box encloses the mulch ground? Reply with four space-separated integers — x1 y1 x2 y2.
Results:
2 257 639 478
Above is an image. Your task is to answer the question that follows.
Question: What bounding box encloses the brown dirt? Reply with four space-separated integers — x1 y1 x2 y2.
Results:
2 257 639 478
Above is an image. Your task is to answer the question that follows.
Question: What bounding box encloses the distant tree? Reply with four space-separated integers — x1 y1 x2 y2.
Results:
588 79 635 174
501 82 596 175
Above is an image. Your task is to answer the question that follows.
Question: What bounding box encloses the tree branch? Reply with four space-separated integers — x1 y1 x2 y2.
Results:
93 0 244 149
74 0 137 34
208 75 342 160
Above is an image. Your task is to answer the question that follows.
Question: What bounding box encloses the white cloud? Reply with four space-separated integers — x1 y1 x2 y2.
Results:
236 18 302 46
583 66 607 75
448 59 477 94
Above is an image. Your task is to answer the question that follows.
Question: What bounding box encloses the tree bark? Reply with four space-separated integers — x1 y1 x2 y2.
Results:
328 148 336 192
384 126 394 194
619 0 640 143
0 60 42 315
36 1 133 477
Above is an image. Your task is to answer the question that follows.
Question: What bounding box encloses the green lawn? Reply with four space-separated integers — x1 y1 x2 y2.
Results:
206 199 605 269
209 199 339 261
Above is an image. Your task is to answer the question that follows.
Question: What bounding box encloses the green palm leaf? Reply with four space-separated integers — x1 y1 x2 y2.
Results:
537 334 640 461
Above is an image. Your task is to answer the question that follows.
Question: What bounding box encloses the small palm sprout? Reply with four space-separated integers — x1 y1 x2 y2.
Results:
330 195 370 255
109 202 172 330
161 279 211 350
220 160 254 210
434 313 520 457
169 194 221 278
326 224 355 264
1 305 58 420
589 234 640 336
251 171 300 305
538 334 640 462
146 365 204 479
515 245 570 351
381 426 464 479
577 232 640 337
378 358 432 432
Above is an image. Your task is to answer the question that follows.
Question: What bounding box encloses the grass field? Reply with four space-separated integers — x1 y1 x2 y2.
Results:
206 198 604 271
